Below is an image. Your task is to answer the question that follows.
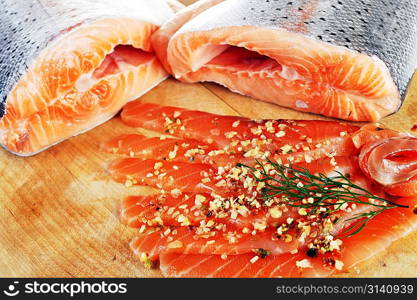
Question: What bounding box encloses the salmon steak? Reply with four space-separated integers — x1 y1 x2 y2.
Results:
101 101 417 277
0 0 183 156
153 0 417 121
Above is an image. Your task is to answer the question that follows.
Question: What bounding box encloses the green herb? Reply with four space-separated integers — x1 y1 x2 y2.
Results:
237 159 408 237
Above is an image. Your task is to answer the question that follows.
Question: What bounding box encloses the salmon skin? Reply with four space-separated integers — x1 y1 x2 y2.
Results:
154 0 417 121
0 0 179 156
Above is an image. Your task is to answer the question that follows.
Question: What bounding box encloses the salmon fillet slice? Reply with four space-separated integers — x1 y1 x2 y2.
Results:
101 133 247 167
101 130 357 168
102 134 213 160
359 136 417 197
130 227 298 261
120 193 300 230
159 252 334 278
108 158 230 196
152 1 402 121
159 197 417 278
121 101 360 162
0 18 168 155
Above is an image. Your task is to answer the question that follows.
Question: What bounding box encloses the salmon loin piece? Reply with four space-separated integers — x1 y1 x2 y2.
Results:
0 0 177 156
151 0 417 121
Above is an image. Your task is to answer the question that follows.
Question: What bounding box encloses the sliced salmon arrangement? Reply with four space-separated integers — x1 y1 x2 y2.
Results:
101 100 417 278
152 0 417 121
0 0 181 156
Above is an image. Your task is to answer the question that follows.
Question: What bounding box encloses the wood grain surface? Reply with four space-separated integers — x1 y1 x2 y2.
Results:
1 0 417 278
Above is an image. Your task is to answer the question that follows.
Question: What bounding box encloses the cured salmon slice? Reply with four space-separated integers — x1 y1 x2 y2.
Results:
159 252 334 278
107 158 229 195
120 101 360 162
359 136 417 197
120 194 299 230
151 0 416 121
130 227 298 261
102 134 212 160
351 124 406 150
339 197 417 270
101 133 247 167
0 1 177 156
121 101 256 148
159 198 417 278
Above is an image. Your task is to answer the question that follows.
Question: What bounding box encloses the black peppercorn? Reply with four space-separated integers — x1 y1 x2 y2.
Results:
306 248 318 258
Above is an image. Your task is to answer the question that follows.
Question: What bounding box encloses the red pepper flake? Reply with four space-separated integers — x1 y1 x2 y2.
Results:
411 125 417 131
413 206 417 215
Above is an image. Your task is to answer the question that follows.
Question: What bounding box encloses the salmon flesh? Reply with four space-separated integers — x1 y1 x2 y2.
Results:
0 0 179 156
102 101 417 277
153 0 417 121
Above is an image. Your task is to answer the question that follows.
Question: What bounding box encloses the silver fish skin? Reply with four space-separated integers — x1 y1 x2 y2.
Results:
0 0 176 118
177 0 417 97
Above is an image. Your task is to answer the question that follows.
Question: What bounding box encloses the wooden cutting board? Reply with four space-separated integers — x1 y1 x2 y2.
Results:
1 1 417 278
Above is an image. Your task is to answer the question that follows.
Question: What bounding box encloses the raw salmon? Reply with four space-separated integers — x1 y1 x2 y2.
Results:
159 252 334 278
159 198 417 278
0 0 178 156
103 103 417 278
121 101 360 162
118 156 374 230
122 155 390 268
154 0 417 121
102 134 212 161
101 133 247 167
151 0 225 73
351 124 407 150
129 197 385 264
359 136 417 197
108 158 229 195
130 227 298 261
120 193 299 230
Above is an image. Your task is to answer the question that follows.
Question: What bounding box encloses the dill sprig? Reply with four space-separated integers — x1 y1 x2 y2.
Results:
237 159 408 237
